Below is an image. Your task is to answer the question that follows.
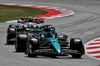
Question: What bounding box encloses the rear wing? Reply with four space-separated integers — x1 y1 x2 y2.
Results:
17 18 44 24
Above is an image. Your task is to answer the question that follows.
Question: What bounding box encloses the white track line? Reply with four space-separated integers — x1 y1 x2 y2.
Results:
86 45 100 47
90 53 100 56
85 37 100 60
86 48 100 52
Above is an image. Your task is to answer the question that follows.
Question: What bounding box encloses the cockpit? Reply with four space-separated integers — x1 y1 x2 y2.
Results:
40 32 57 38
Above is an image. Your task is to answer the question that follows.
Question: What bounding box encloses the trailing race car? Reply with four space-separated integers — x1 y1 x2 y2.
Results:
15 25 85 58
6 18 45 44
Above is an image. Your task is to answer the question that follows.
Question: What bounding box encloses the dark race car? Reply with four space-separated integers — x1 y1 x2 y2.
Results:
6 18 45 44
15 26 85 58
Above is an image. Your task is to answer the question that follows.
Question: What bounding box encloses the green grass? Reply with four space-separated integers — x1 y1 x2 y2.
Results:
0 5 48 22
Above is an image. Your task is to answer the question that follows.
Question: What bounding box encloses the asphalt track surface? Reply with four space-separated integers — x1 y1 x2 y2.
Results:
0 0 100 66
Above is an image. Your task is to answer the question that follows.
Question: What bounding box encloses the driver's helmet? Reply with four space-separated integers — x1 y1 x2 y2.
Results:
28 16 33 22
28 16 32 18
45 32 53 37
43 25 54 31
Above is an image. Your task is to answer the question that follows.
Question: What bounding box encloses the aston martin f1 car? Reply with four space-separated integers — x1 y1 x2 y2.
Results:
15 25 85 58
6 18 47 44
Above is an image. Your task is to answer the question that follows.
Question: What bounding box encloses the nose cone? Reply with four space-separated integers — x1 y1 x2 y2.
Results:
46 38 61 54
57 51 61 54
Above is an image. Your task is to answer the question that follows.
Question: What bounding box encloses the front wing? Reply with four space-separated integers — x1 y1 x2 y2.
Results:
32 49 83 55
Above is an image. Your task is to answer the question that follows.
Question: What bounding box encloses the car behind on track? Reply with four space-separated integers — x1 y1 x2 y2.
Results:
6 18 45 44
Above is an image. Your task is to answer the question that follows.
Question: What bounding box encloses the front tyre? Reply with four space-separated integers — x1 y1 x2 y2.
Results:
27 43 37 57
70 38 85 58
71 45 85 58
71 54 82 58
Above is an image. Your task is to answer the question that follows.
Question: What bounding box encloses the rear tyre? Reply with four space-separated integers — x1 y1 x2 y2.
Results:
15 41 25 52
7 41 14 44
15 36 22 52
6 36 15 44
15 35 27 52
15 42 21 52
6 38 11 44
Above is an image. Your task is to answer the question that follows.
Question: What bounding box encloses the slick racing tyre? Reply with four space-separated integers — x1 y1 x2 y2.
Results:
15 41 21 52
15 36 22 52
6 40 14 44
70 38 85 58
27 42 37 57
27 38 39 57
71 54 82 58
15 34 27 52
6 34 15 44
7 40 11 44
7 27 16 34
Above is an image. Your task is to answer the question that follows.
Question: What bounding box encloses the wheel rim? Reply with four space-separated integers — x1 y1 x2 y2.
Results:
29 44 32 54
15 39 17 50
15 43 17 50
27 44 32 54
15 36 17 50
